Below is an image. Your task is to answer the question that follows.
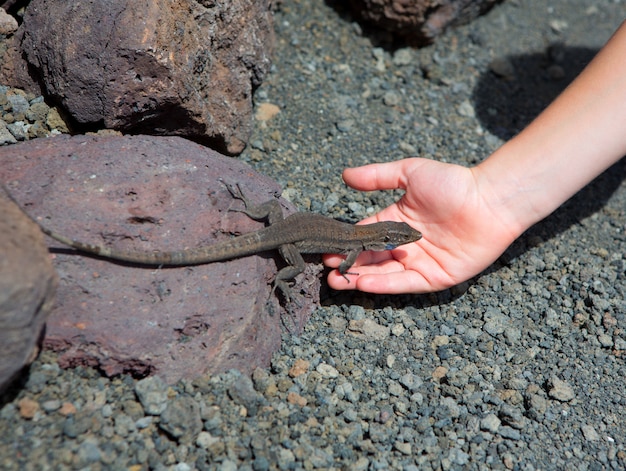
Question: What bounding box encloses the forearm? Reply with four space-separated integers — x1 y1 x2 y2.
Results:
475 20 626 239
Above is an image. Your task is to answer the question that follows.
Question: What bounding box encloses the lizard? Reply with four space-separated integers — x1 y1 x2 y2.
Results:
2 182 422 300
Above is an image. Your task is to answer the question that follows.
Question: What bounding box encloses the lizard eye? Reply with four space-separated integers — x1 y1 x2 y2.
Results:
383 235 396 251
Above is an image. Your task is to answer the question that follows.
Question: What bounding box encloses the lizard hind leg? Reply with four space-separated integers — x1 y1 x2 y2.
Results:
271 243 307 305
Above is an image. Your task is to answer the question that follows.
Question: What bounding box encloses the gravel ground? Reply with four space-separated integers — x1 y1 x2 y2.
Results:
2 0 626 469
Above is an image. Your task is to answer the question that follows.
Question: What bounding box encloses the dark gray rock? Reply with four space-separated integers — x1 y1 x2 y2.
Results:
159 396 203 443
227 370 266 416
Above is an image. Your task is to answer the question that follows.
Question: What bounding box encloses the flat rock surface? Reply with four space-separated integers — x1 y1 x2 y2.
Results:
0 134 319 383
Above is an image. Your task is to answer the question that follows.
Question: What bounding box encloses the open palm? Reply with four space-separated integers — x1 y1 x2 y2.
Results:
324 158 522 294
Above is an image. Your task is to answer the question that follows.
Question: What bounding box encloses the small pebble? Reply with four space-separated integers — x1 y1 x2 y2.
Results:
548 376 575 402
18 397 39 419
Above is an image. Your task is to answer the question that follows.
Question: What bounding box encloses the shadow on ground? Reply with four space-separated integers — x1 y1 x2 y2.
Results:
473 45 626 264
474 45 598 140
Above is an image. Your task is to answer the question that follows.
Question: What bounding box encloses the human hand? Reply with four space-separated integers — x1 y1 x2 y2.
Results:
324 158 523 294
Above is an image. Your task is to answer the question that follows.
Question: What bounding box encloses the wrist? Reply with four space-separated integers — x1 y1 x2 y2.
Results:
472 143 550 244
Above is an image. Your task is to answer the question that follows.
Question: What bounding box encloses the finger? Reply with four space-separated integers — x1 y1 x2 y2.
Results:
354 271 433 294
327 256 442 293
343 158 420 192
326 261 430 294
322 248 396 269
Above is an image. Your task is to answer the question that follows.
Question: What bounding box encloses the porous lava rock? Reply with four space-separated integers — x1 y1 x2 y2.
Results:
1 0 274 154
0 134 319 384
347 0 503 45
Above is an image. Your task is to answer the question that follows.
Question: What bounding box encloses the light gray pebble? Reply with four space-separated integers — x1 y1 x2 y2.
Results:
448 447 470 465
527 393 548 417
253 456 270 471
135 376 169 415
0 119 17 144
218 459 238 471
581 424 600 441
483 308 509 336
504 326 522 344
392 48 413 66
483 133 502 152
250 139 265 151
383 90 401 106
6 121 28 141
347 305 366 320
41 399 61 413
101 404 113 418
499 426 522 440
323 192 340 212
387 381 404 397
480 413 501 433
316 363 339 378
547 376 575 402
114 413 136 437
196 431 219 449
77 439 102 464
499 404 526 429
6 94 29 114
399 372 422 391
277 448 297 469
63 412 93 438
394 441 412 455
614 337 626 350
598 334 613 347
591 294 611 311
342 408 358 422
544 308 562 328
398 140 417 154
135 416 153 429
457 99 475 118
462 327 482 343
336 119 354 132
347 201 364 214
440 397 461 418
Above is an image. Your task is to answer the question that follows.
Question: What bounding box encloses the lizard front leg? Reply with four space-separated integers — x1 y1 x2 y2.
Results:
223 182 284 225
274 243 307 302
337 249 362 282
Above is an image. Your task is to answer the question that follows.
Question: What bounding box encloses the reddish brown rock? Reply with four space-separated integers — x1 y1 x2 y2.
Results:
347 0 503 45
2 0 274 154
0 6 18 35
0 135 319 384
0 187 57 393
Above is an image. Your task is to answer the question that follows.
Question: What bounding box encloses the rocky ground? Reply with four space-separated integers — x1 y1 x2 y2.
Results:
2 0 626 469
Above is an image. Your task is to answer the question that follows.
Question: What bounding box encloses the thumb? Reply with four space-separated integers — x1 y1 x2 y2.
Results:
343 158 419 192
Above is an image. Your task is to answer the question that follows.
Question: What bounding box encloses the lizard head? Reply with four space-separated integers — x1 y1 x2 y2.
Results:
359 221 422 251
